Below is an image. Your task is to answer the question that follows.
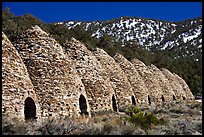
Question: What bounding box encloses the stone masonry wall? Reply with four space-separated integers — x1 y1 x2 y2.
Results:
131 59 165 105
173 73 195 100
2 32 41 122
113 53 149 104
62 38 115 112
13 26 90 119
93 48 133 110
148 64 176 102
161 68 187 100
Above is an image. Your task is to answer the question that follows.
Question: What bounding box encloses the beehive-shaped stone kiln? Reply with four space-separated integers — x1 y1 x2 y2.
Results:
2 32 41 122
93 48 134 110
63 38 116 112
13 26 91 119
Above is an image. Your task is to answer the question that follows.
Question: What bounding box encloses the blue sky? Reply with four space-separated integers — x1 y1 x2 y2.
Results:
2 2 202 23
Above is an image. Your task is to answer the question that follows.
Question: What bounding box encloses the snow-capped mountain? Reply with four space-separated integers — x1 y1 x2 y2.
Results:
57 16 202 59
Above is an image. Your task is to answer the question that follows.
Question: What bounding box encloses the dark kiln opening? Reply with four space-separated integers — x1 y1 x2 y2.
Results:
79 94 89 115
183 96 186 100
112 95 117 112
173 95 176 100
24 97 37 120
148 95 151 105
161 95 165 102
131 95 136 105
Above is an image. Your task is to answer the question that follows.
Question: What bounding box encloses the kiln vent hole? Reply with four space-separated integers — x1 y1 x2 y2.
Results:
112 95 117 112
24 97 37 121
131 95 136 105
79 95 89 115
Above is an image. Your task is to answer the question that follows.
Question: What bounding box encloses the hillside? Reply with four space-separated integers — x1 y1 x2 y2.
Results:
62 16 202 57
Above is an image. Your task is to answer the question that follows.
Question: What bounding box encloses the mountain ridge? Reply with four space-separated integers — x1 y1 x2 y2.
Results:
61 16 202 58
56 16 202 25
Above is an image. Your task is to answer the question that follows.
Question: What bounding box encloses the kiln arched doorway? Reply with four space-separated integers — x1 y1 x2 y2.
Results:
24 97 37 120
148 95 151 105
79 94 89 116
112 95 117 112
183 96 186 100
131 95 136 106
173 95 176 100
161 95 165 102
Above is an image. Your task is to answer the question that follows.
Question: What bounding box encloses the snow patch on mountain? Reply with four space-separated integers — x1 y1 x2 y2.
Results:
61 17 202 58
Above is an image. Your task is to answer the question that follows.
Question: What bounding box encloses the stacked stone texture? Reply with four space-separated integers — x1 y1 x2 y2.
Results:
161 68 187 100
63 38 115 112
113 53 149 104
173 73 195 100
93 48 133 109
148 64 176 102
13 26 90 119
131 59 165 105
2 32 41 122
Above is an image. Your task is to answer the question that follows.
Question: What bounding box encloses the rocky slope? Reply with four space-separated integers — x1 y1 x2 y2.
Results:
61 16 202 60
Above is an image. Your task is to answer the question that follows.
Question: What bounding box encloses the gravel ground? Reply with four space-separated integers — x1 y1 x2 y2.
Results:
2 100 202 135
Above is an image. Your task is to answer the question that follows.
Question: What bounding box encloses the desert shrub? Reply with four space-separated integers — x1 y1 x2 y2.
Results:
125 106 140 117
101 122 114 135
2 116 42 135
120 124 136 135
169 108 184 114
122 106 167 130
38 116 77 135
91 109 116 116
79 123 103 135
187 101 202 110
2 116 78 135
153 108 169 114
